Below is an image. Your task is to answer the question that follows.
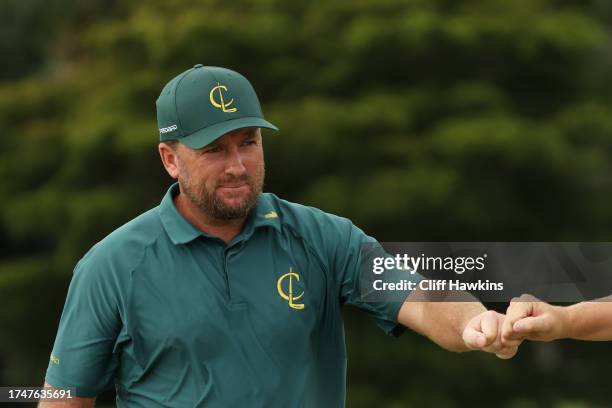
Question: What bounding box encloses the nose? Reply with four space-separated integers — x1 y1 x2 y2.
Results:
224 147 247 177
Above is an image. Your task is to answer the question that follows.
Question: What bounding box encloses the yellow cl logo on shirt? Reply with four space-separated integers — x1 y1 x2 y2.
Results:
277 268 305 310
209 83 237 113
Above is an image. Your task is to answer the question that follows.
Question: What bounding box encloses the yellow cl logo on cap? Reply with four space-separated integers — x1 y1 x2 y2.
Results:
277 268 305 310
209 83 237 113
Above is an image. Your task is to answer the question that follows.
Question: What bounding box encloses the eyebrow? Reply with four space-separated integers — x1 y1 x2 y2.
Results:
201 143 219 150
241 129 258 138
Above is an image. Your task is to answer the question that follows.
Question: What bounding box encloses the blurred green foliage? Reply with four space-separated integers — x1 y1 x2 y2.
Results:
1 0 612 406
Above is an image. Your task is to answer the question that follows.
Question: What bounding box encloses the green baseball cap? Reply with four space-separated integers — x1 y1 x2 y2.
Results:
156 64 279 149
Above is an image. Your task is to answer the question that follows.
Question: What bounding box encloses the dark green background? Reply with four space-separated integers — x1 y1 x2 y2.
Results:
1 0 612 406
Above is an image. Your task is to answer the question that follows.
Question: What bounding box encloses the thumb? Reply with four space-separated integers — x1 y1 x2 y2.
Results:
513 315 547 335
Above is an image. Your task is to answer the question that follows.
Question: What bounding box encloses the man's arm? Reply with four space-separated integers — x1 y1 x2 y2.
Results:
37 383 95 408
502 294 612 342
397 288 518 358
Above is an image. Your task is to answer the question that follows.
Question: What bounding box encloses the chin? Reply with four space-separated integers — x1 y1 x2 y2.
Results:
216 193 249 208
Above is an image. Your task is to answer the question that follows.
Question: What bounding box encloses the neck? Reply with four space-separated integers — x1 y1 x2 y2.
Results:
173 193 247 244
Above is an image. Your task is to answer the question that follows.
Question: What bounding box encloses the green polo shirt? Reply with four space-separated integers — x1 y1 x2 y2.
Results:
46 183 412 407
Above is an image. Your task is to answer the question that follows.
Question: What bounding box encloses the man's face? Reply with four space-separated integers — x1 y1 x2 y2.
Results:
174 127 265 221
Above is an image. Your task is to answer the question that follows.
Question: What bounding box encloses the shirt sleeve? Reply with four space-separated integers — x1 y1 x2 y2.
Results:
45 255 122 397
330 217 421 337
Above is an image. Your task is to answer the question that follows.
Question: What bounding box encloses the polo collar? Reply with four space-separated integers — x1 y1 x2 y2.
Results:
159 183 202 245
158 183 281 245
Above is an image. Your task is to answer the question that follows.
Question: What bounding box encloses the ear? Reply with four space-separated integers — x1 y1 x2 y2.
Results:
158 143 180 179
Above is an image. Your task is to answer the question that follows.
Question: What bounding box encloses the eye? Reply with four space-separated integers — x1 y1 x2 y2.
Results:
242 139 257 146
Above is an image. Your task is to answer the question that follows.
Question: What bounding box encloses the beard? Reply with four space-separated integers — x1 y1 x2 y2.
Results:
178 166 264 221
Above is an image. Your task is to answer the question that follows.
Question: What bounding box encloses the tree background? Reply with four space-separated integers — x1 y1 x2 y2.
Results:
1 0 612 406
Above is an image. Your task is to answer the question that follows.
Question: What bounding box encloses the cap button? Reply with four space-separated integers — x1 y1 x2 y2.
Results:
193 64 203 69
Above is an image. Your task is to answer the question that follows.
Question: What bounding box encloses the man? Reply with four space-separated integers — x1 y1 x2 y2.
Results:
41 65 518 407
503 294 612 343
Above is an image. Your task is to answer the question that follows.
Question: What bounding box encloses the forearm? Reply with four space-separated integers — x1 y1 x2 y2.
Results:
38 383 95 408
563 297 612 341
399 289 486 352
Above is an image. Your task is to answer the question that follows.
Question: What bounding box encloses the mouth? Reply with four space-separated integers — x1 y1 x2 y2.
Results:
216 183 250 193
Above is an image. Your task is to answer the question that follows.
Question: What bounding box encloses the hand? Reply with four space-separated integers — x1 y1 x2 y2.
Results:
462 310 519 359
502 294 567 344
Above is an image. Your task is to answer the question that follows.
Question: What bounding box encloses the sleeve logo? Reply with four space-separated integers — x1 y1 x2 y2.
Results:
49 354 60 365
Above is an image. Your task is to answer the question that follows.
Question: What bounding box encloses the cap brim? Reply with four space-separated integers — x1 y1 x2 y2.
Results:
180 117 279 149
